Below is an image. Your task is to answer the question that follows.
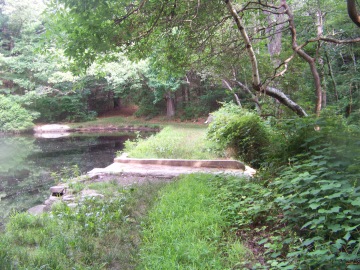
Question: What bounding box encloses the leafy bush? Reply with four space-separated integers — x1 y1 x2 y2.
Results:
263 116 360 268
0 95 35 132
209 116 360 268
207 103 270 167
33 93 97 122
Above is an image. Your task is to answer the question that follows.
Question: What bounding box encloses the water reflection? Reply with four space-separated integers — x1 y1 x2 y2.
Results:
0 132 136 226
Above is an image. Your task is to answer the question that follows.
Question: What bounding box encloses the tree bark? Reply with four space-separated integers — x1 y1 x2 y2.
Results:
165 91 175 117
347 0 360 27
224 0 308 117
264 9 284 60
316 7 327 109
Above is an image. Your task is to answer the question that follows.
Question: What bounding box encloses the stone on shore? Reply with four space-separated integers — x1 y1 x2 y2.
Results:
28 205 47 215
50 185 67 196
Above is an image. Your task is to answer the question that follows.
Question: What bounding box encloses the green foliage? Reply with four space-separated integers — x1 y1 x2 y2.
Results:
207 103 270 167
132 88 165 118
0 181 164 269
33 91 97 122
205 115 360 268
0 94 35 132
265 116 360 268
210 175 276 231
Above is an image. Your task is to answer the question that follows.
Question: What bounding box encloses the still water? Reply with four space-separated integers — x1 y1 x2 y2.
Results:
0 132 137 226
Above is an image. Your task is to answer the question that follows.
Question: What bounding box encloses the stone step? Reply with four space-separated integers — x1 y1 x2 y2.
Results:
114 158 245 170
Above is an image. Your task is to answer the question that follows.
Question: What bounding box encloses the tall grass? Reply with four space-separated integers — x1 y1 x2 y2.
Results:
122 126 219 159
138 173 252 269
0 180 165 269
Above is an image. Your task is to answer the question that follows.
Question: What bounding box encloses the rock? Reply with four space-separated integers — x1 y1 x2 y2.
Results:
45 195 61 206
81 189 104 199
50 186 66 196
62 195 75 202
34 124 70 133
244 166 257 177
28 205 47 215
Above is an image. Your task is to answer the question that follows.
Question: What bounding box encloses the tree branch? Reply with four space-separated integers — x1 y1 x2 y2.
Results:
223 0 307 117
222 79 242 107
114 0 148 25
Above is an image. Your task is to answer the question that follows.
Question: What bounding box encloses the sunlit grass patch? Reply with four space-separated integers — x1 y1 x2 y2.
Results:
122 125 219 159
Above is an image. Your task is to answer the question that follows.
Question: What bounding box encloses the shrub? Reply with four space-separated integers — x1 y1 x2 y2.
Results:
264 116 360 268
0 95 35 132
33 93 97 122
207 103 270 167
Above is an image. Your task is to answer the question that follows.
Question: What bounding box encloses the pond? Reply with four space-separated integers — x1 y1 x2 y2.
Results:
0 132 139 226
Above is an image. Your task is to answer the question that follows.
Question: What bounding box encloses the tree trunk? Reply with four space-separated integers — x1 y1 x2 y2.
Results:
165 91 175 117
347 0 360 27
325 49 339 102
281 0 322 116
264 9 284 62
316 7 327 109
224 0 308 117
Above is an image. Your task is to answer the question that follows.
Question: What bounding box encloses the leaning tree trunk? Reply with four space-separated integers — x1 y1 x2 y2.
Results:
281 0 322 116
223 0 308 117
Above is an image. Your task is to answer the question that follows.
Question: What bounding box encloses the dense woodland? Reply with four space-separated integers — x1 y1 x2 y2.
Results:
0 0 359 129
0 0 360 268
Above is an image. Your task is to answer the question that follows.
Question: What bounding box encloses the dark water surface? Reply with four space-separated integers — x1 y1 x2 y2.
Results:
0 132 137 226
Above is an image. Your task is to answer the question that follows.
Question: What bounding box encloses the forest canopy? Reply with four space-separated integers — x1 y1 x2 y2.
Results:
0 0 359 125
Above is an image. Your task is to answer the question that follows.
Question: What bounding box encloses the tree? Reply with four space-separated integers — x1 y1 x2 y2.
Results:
43 0 360 118
347 0 360 27
46 0 310 116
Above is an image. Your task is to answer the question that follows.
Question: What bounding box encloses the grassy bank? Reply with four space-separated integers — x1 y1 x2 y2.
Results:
69 115 206 130
0 119 261 268
0 179 166 269
122 125 220 159
0 173 257 269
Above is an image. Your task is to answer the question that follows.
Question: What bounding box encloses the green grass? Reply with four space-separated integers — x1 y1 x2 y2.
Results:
138 173 253 269
122 125 220 159
69 115 205 130
0 179 165 269
138 174 226 269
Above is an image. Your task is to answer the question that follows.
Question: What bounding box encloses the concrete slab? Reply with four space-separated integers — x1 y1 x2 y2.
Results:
114 157 246 170
88 161 252 179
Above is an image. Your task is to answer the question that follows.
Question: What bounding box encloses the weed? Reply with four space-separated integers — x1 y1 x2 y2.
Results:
0 180 164 269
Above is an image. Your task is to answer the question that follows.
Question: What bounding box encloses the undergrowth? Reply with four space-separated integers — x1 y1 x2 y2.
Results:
0 179 165 269
211 115 360 269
